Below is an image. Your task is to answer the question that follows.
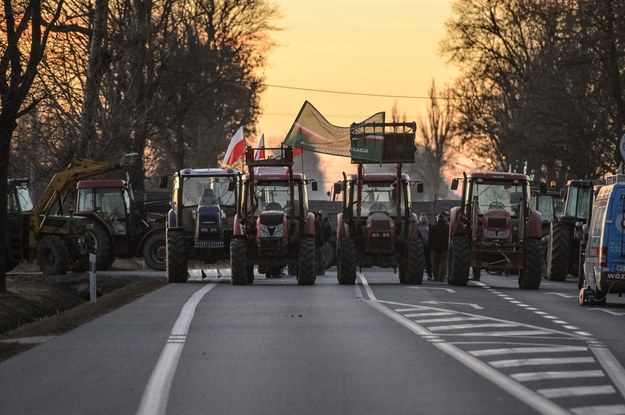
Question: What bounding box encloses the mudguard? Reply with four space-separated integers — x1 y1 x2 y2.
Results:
303 212 316 235
527 209 544 239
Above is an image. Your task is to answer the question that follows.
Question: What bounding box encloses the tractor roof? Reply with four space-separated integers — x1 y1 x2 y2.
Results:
245 166 306 181
178 168 239 177
467 171 529 182
345 172 410 182
77 179 126 189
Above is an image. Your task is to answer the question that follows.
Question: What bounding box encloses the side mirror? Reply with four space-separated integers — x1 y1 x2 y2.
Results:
228 181 236 191
416 182 424 193
451 178 459 191
333 182 342 194
540 182 547 194
311 181 318 191
159 175 169 189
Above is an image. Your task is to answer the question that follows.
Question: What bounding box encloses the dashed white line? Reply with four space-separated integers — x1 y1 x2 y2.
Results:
490 356 596 368
512 370 606 382
470 346 588 357
538 385 616 398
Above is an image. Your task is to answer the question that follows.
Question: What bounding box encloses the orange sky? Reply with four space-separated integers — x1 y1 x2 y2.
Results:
258 0 454 140
256 0 458 191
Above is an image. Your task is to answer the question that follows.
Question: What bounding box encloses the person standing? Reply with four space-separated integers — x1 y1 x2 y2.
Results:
429 213 449 282
418 213 432 280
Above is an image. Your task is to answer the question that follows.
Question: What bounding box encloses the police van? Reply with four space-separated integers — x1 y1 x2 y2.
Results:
581 175 625 305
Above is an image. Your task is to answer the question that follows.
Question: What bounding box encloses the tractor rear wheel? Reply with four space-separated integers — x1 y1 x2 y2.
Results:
166 229 189 283
448 236 470 286
400 239 425 284
547 222 569 281
143 232 166 271
519 238 542 289
37 235 70 275
337 238 357 285
230 238 248 285
297 236 316 285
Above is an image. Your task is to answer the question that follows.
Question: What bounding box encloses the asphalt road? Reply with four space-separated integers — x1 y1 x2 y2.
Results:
1 267 624 415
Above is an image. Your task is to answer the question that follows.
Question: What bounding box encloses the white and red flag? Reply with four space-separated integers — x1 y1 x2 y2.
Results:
255 134 265 160
223 126 245 166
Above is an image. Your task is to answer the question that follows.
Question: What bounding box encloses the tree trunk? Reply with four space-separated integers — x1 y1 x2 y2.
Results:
0 115 18 293
79 0 109 158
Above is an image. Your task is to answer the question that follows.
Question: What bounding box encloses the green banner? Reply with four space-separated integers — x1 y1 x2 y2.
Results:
283 101 384 157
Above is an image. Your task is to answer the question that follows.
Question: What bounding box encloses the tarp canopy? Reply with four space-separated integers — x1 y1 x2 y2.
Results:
283 101 385 157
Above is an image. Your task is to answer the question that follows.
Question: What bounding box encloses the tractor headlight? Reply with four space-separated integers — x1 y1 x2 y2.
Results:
273 224 283 237
260 224 271 237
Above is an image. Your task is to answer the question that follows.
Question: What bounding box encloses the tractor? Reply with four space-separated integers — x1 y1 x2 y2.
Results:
164 167 240 283
448 172 544 289
230 146 318 285
546 179 601 283
335 121 426 285
74 179 167 271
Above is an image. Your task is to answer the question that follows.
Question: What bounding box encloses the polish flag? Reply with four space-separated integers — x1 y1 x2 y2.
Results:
255 134 265 160
223 126 245 166
293 147 303 157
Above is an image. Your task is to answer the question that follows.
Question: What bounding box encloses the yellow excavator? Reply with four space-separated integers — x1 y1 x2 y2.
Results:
6 154 137 274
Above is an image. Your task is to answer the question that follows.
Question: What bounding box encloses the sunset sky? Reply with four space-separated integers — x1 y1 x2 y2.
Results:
255 0 458 191
258 0 457 136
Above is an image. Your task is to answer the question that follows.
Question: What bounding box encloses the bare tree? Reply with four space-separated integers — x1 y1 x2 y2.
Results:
0 0 65 292
415 81 456 199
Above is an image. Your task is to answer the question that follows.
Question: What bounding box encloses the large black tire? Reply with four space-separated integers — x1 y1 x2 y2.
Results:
337 237 357 285
37 235 70 275
166 229 189 283
399 239 425 284
230 238 248 285
448 236 470 286
547 222 569 281
297 236 316 285
85 222 115 271
519 238 542 289
142 232 166 271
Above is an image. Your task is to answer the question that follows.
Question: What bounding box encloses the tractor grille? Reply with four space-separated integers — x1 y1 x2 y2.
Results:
487 217 508 228
259 237 285 255
195 241 225 248
371 220 392 229
259 213 284 226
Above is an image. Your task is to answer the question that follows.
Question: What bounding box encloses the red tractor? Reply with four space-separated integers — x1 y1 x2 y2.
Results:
335 121 426 284
230 147 319 285
448 172 544 289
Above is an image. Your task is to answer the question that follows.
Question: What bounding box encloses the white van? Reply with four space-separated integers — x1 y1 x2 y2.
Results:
581 175 625 305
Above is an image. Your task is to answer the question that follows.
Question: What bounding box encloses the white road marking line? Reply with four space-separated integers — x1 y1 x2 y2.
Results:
136 283 218 415
414 316 485 324
408 287 456 293
591 346 625 400
470 346 588 357
538 385 616 398
490 356 595 368
359 275 570 415
512 370 605 382
404 311 456 318
428 322 516 331
443 330 558 337
570 404 625 415
588 309 625 316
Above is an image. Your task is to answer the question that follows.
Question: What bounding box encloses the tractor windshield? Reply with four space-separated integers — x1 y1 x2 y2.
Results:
534 194 555 222
254 181 299 213
182 176 236 208
360 182 397 216
470 180 526 216
564 185 591 219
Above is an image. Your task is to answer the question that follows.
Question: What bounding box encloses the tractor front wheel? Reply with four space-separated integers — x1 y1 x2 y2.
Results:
547 222 569 281
230 238 248 285
297 236 316 285
166 229 189 283
519 238 542 289
448 236 470 286
399 239 425 285
37 235 70 275
337 238 357 285
143 232 166 271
